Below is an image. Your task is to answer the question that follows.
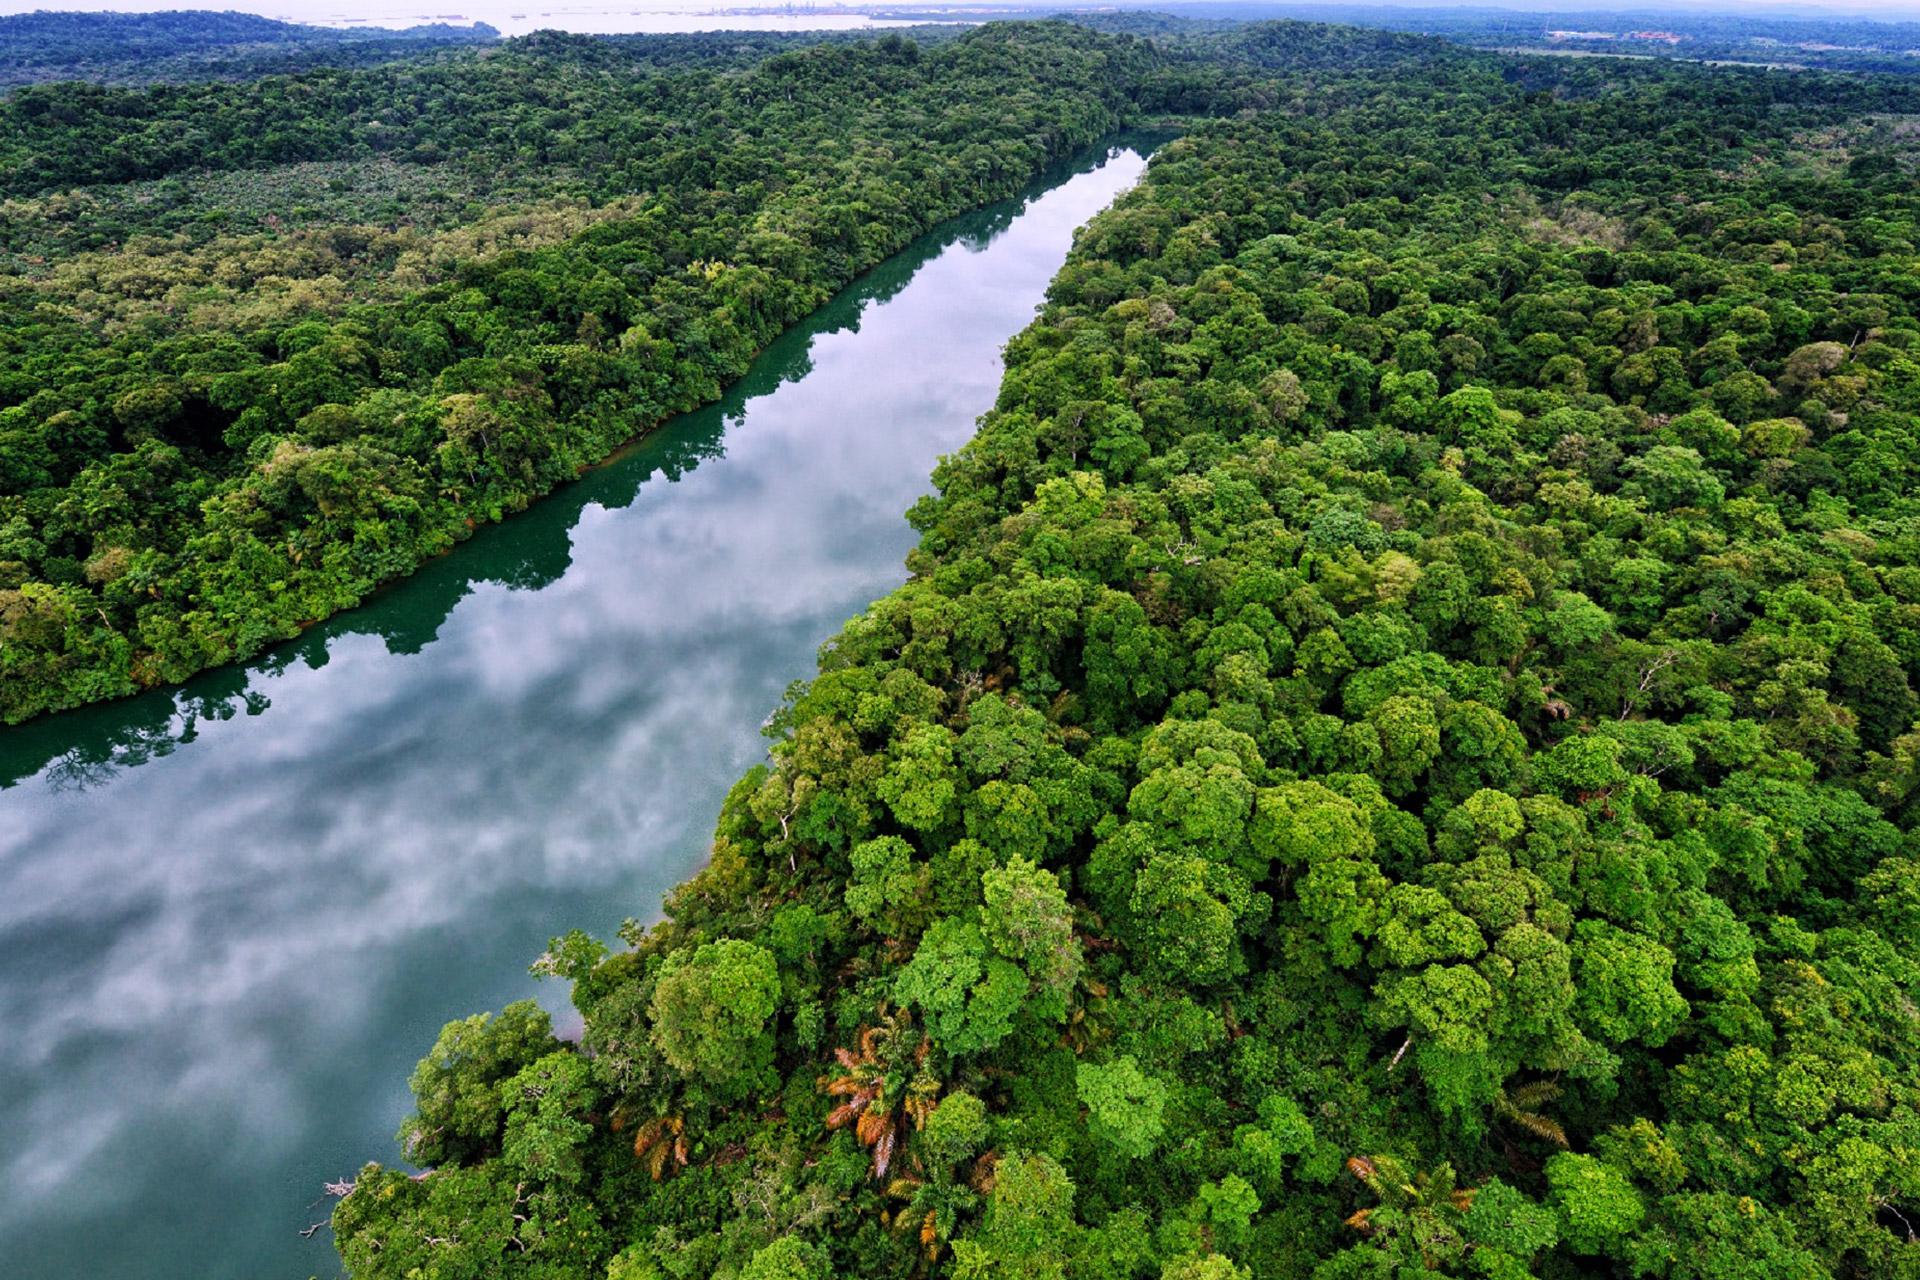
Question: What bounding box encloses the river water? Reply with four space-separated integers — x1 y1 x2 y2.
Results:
0 141 1150 1280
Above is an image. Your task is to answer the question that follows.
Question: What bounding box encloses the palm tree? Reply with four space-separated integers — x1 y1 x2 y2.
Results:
1344 1154 1476 1269
1494 1079 1569 1148
820 1008 941 1179
884 1171 977 1264
623 1112 689 1182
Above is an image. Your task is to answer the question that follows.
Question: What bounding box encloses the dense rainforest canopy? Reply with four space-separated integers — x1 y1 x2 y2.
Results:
0 22 1154 721
6 13 1920 1279
1041 6 1920 77
314 20 1920 1280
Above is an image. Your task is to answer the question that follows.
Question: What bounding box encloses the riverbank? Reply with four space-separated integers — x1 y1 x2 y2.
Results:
0 142 1153 1280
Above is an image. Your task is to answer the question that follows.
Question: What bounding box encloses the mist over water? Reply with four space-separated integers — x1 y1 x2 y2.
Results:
0 142 1152 1280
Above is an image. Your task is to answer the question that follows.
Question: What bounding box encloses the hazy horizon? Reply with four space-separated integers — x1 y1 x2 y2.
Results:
3 0 1918 38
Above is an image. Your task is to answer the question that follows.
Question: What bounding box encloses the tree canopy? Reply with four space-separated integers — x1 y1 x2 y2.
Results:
9 12 1920 1279
330 17 1920 1278
0 22 1155 721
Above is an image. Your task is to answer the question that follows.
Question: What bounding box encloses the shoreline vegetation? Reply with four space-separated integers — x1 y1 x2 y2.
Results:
0 23 1159 723
5 12 1920 1279
317 18 1920 1280
0 144 1141 794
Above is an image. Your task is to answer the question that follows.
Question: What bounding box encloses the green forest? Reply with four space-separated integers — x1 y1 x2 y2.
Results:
0 9 500 86
954 6 1920 77
0 23 1149 722
7 11 1920 1279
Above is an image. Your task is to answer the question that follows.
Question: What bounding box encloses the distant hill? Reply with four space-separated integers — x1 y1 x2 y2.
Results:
927 3 1920 74
0 9 499 86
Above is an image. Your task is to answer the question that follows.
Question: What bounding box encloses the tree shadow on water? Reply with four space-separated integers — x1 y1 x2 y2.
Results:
0 140 1153 794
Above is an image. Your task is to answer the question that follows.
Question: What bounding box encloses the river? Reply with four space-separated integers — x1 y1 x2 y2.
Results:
0 141 1151 1280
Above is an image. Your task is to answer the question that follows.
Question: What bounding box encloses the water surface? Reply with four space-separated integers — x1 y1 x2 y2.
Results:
0 142 1151 1280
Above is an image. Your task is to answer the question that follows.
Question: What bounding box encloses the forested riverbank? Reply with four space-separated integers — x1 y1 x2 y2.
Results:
7 13 1920 1278
0 141 1153 1280
324 21 1920 1280
0 23 1158 722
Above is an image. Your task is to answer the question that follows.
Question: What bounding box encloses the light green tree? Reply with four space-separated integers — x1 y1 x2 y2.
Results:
1076 1055 1169 1159
649 939 781 1097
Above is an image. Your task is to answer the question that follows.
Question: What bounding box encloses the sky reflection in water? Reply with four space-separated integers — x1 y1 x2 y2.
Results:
0 144 1150 1280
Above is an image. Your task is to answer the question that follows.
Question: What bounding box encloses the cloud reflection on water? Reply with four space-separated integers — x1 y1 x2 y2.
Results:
0 144 1151 1280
